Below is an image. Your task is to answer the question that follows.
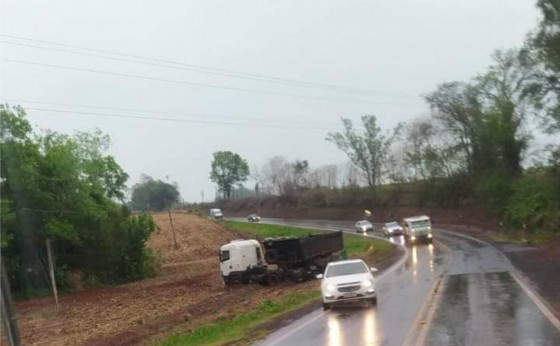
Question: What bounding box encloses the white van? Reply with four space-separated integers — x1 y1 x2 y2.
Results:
209 208 223 220
402 215 433 244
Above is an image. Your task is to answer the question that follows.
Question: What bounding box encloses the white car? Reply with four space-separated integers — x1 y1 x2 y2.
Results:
317 259 378 310
382 221 403 237
355 220 374 233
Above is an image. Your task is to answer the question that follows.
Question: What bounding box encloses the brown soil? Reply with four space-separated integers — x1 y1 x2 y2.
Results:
8 213 306 346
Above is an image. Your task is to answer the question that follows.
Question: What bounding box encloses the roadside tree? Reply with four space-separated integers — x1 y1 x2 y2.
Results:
210 151 249 200
130 175 180 211
327 115 402 189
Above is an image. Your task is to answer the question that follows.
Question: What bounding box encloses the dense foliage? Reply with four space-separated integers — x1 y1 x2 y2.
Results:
130 175 180 211
1 105 157 297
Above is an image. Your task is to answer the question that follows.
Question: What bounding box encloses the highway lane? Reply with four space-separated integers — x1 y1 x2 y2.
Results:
237 218 448 346
232 218 560 346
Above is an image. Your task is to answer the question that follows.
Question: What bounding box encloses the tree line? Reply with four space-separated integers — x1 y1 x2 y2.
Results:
216 1 560 233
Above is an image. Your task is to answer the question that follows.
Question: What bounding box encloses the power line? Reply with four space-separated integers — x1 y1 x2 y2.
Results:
1 98 338 127
18 107 338 131
2 58 424 107
0 34 419 99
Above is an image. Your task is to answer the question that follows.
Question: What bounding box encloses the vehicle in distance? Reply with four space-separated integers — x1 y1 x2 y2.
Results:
383 221 403 237
355 220 374 233
209 208 223 220
402 215 433 244
219 231 343 286
247 213 261 222
317 259 377 310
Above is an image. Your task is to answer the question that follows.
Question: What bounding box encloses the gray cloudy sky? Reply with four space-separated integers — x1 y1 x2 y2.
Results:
0 0 540 202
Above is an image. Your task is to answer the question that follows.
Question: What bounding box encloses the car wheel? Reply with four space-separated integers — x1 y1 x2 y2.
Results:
323 302 331 311
369 297 377 306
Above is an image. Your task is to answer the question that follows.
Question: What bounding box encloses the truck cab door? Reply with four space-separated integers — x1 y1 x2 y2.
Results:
219 249 233 276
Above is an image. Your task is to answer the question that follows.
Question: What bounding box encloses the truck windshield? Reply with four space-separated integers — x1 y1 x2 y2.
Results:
326 262 368 277
411 220 430 228
220 250 230 262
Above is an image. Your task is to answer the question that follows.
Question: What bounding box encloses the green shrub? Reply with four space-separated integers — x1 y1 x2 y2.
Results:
505 175 560 232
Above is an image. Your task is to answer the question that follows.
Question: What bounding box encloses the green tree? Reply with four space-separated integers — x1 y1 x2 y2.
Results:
425 50 537 177
210 151 249 200
130 175 180 211
327 115 402 188
0 104 156 296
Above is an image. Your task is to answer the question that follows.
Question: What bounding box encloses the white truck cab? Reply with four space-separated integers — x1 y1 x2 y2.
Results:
219 240 264 284
402 215 433 244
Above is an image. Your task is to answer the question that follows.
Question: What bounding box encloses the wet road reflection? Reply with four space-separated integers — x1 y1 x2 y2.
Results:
327 313 341 346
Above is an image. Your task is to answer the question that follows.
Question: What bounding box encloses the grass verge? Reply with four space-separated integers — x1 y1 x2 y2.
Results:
157 221 396 346
158 290 319 346
491 230 558 245
225 220 394 261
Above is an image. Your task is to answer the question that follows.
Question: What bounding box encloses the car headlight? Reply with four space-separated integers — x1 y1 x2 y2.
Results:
428 233 433 238
326 284 336 291
362 279 373 288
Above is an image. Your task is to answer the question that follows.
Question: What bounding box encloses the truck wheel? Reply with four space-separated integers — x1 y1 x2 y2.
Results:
265 250 278 263
229 275 242 285
323 303 331 311
267 273 281 286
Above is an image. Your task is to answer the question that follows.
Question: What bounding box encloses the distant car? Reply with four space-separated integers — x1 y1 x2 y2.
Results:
383 221 403 237
209 208 223 220
247 214 261 223
355 220 374 233
318 259 378 310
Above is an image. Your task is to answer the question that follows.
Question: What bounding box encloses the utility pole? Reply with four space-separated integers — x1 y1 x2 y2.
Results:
168 210 178 249
1 257 21 346
45 239 59 309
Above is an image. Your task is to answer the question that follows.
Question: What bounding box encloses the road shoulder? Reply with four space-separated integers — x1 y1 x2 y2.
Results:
436 224 560 323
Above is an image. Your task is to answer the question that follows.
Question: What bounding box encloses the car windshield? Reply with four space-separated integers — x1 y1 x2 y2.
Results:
387 222 399 227
358 221 369 226
326 262 368 278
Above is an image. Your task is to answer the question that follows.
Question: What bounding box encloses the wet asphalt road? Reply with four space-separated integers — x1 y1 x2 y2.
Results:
233 218 560 346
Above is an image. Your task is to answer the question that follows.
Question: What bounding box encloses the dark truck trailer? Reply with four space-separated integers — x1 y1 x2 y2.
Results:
262 231 344 266
219 231 344 286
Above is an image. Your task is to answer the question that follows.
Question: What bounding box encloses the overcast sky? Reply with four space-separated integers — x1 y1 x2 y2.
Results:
0 0 541 202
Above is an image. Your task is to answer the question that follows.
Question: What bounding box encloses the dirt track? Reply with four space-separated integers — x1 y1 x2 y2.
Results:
9 212 281 346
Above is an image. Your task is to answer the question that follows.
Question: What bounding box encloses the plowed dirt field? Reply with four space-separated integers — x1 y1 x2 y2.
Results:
8 212 294 346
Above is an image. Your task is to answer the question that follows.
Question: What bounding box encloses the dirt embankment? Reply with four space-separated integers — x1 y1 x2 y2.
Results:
10 212 303 346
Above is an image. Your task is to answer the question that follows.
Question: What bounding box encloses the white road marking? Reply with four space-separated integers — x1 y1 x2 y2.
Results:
264 310 326 346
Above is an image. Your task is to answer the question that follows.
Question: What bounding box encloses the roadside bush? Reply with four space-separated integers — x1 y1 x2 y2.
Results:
505 174 560 232
474 170 513 212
